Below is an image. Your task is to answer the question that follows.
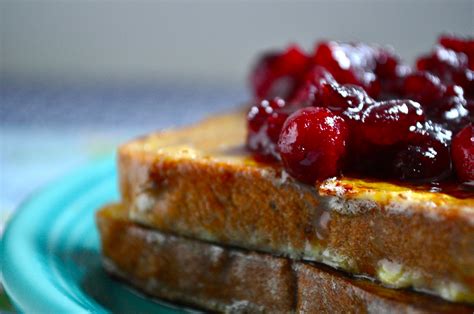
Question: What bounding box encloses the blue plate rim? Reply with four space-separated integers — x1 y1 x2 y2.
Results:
1 154 116 313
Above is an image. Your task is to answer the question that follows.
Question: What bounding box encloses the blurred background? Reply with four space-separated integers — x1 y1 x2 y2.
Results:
0 0 472 309
1 0 473 237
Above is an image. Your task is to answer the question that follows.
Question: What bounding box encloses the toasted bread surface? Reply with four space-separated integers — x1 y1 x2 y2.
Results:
97 204 474 313
97 204 295 313
118 111 474 302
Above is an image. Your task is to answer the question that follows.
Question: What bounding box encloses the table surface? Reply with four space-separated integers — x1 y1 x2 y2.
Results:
0 78 246 311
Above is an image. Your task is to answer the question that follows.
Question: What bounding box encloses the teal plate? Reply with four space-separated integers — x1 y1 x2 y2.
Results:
2 155 188 313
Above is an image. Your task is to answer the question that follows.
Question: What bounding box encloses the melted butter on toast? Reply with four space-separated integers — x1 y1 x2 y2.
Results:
319 177 473 222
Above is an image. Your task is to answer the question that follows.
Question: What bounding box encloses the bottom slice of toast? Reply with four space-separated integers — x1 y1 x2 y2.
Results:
96 204 474 313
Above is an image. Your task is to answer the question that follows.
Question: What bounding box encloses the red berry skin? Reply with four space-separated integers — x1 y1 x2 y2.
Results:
290 66 336 105
313 41 381 98
439 35 474 70
407 120 453 147
402 71 446 107
319 83 374 117
246 38 473 185
375 51 400 79
416 46 474 97
247 98 289 159
278 107 349 183
452 69 474 99
250 45 309 100
375 51 409 97
429 93 470 133
451 124 474 183
360 100 425 145
393 140 452 182
440 35 474 53
417 46 468 79
466 99 474 120
391 121 453 182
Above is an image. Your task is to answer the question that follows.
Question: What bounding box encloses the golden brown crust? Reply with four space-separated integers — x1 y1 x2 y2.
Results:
97 204 295 313
295 263 473 314
96 204 474 313
117 111 474 303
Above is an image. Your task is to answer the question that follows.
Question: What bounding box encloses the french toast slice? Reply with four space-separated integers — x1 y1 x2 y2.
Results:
117 111 474 303
96 204 474 313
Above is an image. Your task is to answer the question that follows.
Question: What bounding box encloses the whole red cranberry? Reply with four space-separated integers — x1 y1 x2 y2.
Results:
407 120 453 146
319 83 373 115
247 98 290 159
439 35 474 70
402 71 446 107
452 69 474 98
451 124 474 183
278 107 349 183
375 50 410 97
393 140 452 182
417 46 474 96
440 35 474 53
391 121 453 181
250 45 309 100
359 99 425 145
417 46 468 79
313 41 381 97
290 66 335 105
375 50 400 79
429 93 470 133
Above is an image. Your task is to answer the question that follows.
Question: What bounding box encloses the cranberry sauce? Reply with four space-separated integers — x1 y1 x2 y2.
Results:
246 35 474 194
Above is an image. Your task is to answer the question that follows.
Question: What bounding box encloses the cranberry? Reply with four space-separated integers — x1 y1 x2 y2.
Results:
319 83 373 116
250 45 309 100
247 98 290 159
452 69 474 98
302 65 336 85
364 77 382 98
444 84 464 98
290 66 335 105
390 121 453 181
278 107 349 183
402 71 446 107
439 35 474 70
429 94 470 133
379 66 412 99
440 35 474 53
417 46 468 79
416 46 474 96
451 124 474 183
407 120 453 146
395 121 453 180
245 37 473 185
375 50 400 79
313 41 381 97
292 68 374 118
393 140 452 182
359 100 425 145
375 50 410 97
466 99 474 120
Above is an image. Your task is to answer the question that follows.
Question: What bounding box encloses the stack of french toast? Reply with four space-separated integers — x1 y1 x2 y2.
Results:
97 36 473 312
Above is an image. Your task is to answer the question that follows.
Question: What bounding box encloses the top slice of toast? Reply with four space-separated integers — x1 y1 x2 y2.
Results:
117 110 474 303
